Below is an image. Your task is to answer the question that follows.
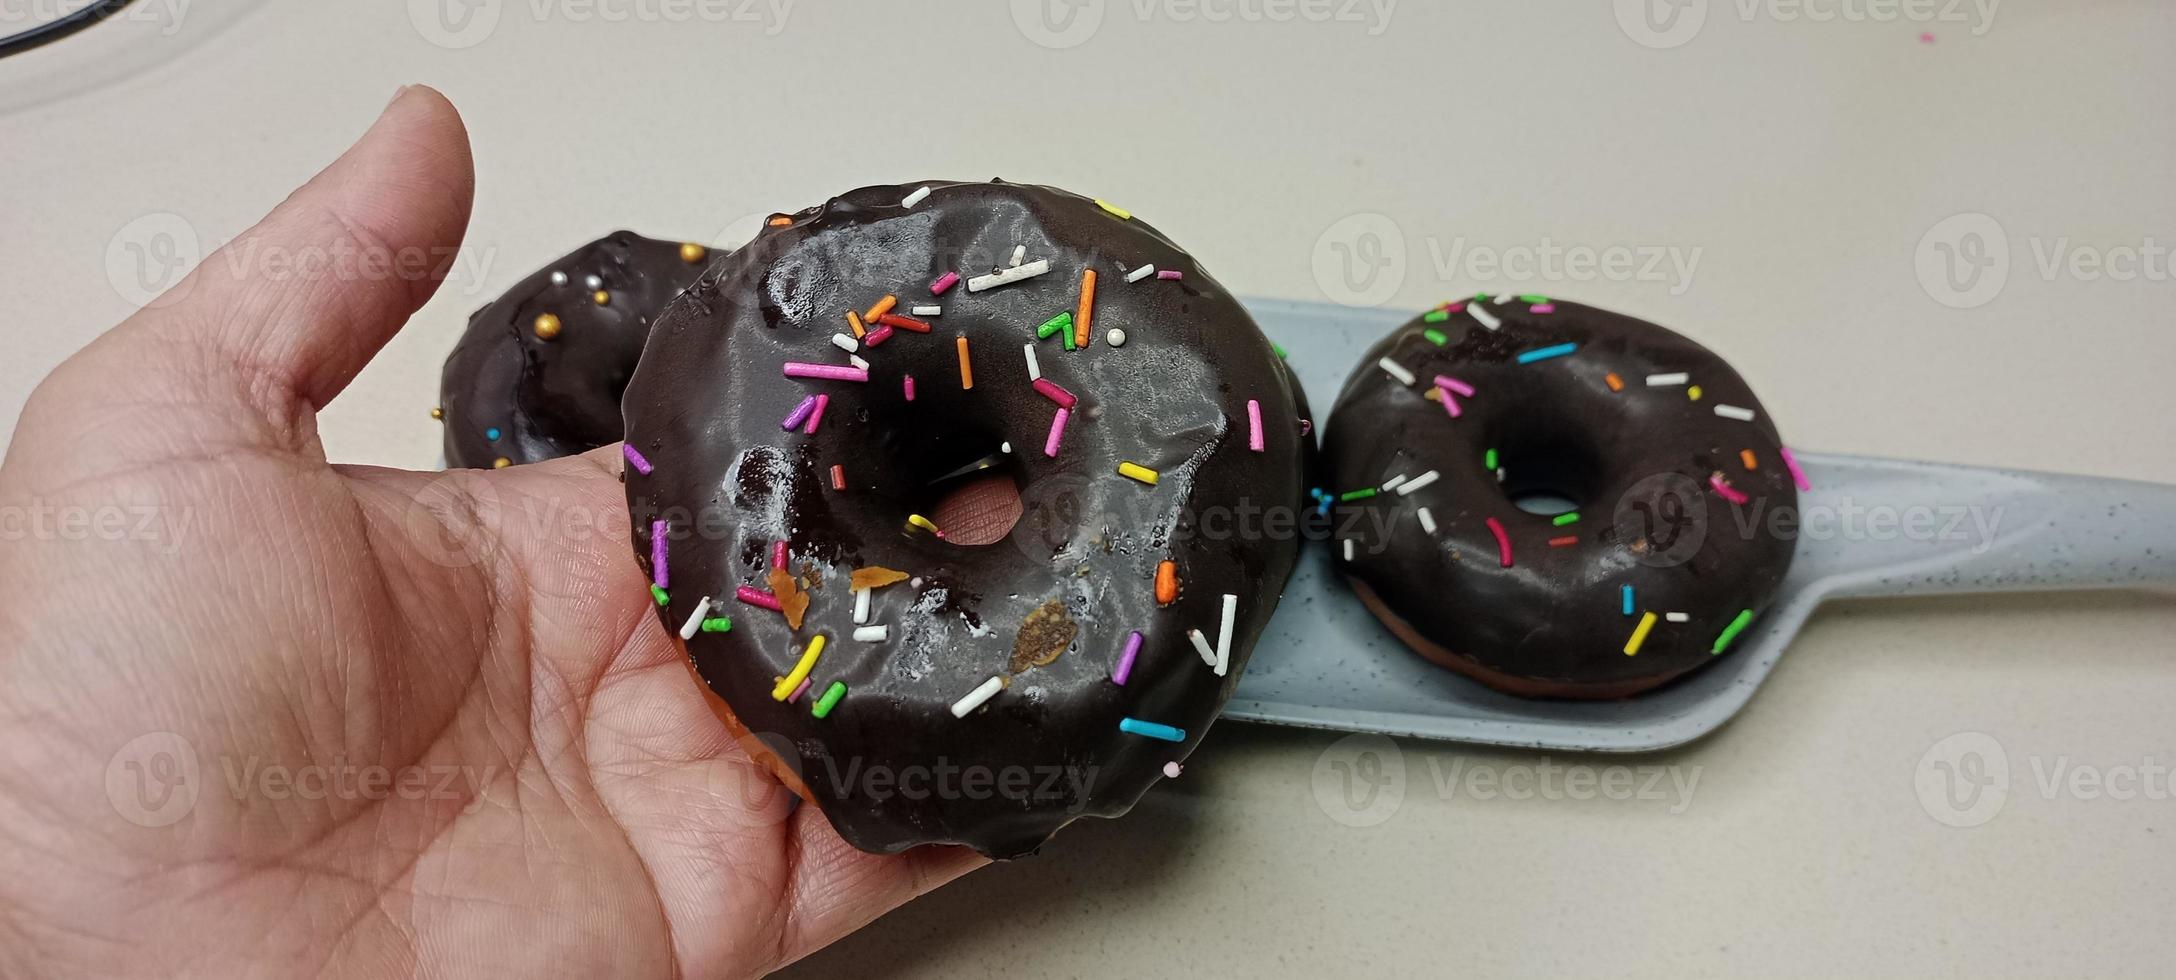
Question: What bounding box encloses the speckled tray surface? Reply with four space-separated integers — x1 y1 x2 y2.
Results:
1227 298 2176 751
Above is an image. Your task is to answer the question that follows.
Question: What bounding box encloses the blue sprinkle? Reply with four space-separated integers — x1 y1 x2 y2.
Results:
1516 343 1579 365
486 427 502 441
1119 718 1186 742
1622 584 1635 616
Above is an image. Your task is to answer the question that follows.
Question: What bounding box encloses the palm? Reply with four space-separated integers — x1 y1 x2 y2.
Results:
0 89 974 979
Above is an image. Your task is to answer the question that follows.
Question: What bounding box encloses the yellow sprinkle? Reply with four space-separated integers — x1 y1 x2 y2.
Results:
492 457 511 469
770 634 826 701
847 309 865 338
907 514 940 534
1117 462 1160 486
1095 199 1133 220
592 290 611 306
1688 385 1704 401
1623 611 1658 656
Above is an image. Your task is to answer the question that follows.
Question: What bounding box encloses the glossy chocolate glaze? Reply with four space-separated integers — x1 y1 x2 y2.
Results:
1323 298 1796 698
440 232 708 468
622 181 1309 858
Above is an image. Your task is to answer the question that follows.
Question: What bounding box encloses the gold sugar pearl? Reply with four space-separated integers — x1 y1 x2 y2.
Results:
493 457 513 469
593 290 611 306
429 406 445 420
679 242 708 264
533 313 563 340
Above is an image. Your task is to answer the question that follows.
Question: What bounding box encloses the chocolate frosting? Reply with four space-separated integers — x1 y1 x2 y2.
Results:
1323 298 1796 697
622 181 1309 858
439 232 708 468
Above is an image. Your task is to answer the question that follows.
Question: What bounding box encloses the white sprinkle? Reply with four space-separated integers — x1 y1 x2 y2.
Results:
967 259 1052 292
1396 470 1440 496
1001 442 1013 454
584 274 605 291
1163 761 1182 778
1188 629 1217 668
1468 305 1502 330
911 305 942 316
850 355 870 371
853 625 889 642
1009 244 1026 267
1214 594 1236 677
549 270 569 286
1377 357 1416 385
1714 404 1757 422
1342 538 1356 561
1647 372 1690 387
1496 468 1506 483
950 676 1004 717
1023 343 1042 381
1125 263 1156 283
1106 328 1126 347
1665 612 1691 623
1495 293 1516 305
1380 473 1408 492
677 596 712 640
852 587 871 625
901 185 932 208
1417 507 1437 534
831 333 860 353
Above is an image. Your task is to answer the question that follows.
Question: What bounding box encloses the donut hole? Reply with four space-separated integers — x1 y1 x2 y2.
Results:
910 429 1024 548
1498 436 1605 517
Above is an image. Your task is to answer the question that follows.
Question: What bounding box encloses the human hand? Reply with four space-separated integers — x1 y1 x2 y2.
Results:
0 86 979 979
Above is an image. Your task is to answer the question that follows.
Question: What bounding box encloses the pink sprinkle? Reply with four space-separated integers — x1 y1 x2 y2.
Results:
1919 31 1934 43
788 677 813 703
863 324 896 347
802 394 829 434
1441 391 1463 419
783 362 868 383
735 586 782 612
1299 418 1312 437
1530 303 1556 314
622 444 654 475
1044 407 1071 457
1780 446 1812 491
930 271 960 295
1156 270 1183 280
1433 375 1476 397
903 374 916 401
1113 631 1144 685
1246 399 1265 452
780 394 819 430
771 540 788 570
1031 378 1077 409
1710 473 1750 506
1445 301 1467 313
651 520 669 588
1486 517 1513 569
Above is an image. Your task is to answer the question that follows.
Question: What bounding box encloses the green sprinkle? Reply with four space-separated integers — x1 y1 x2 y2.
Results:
1484 448 1499 470
1423 309 1450 324
1036 311 1072 339
1473 292 1490 302
1423 328 1449 346
650 585 670 607
811 681 847 718
700 617 733 633
1552 512 1581 527
1711 609 1756 654
1062 322 1078 351
1272 342 1288 359
1518 294 1549 304
1338 488 1378 502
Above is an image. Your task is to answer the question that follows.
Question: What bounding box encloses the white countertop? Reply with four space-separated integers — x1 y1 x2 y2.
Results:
4 3 2174 976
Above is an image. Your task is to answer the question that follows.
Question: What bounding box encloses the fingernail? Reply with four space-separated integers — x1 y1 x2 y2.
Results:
386 84 411 111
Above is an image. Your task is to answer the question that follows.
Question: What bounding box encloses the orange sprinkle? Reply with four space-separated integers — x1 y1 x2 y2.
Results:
830 464 846 491
956 335 973 389
865 294 897 323
1423 386 1443 402
766 215 793 226
1155 560 1178 605
847 310 865 338
1548 535 1580 548
1074 268 1097 349
876 313 932 334
1605 372 1625 392
1740 449 1759 470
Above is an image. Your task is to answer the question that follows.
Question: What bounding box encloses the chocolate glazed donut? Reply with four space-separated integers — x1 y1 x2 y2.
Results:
621 181 1310 858
1323 296 1799 699
437 232 710 468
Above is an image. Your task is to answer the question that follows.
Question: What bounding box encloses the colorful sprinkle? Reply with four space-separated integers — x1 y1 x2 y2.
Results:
1037 311 1073 340
1712 609 1755 654
1780 446 1812 491
701 617 733 633
1486 516 1513 568
783 362 869 383
863 324 896 347
736 586 783 612
1439 390 1463 418
1188 629 1217 668
1423 328 1449 346
1113 631 1144 685
1516 343 1578 365
1117 461 1160 485
650 584 669 607
788 678 812 704
967 259 1052 292
907 513 942 535
1434 375 1476 398
1247 399 1265 452
1417 507 1437 534
877 313 933 334
780 394 820 430
1339 488 1378 502
1126 263 1155 283
1552 512 1581 527
1396 470 1440 496
1023 343 1042 381
1120 718 1186 742
912 305 942 316
930 271 960 295
1709 473 1750 506
903 374 916 401
1095 199 1134 220
865 295 897 323
650 520 670 588
1044 407 1071 457
1156 560 1179 605
1714 404 1757 422
678 596 713 640
1622 584 1635 616
771 634 827 701
1623 611 1659 656
1032 378 1078 408
1519 294 1550 304
900 185 932 208
1423 309 1450 324
1606 373 1625 392
1156 269 1183 280
1469 305 1502 330
1665 612 1691 623
831 464 846 491
622 444 654 475
1646 372 1689 387
950 675 1004 717
852 625 888 642
1074 269 1098 349
1688 385 1704 401
1740 449 1759 470
956 335 974 389
1484 448 1498 470
811 681 847 718
770 540 789 571
831 333 860 354
1214 593 1237 676
847 310 865 338
1548 535 1580 547
1377 357 1416 386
